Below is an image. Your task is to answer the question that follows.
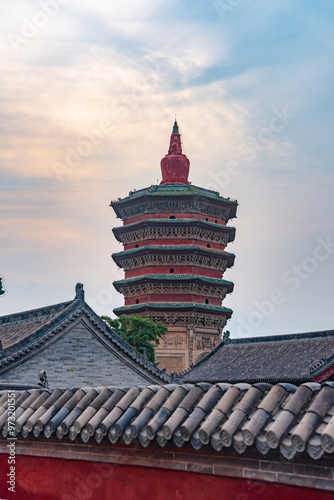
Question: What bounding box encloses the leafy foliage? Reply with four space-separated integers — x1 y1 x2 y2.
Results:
101 315 166 362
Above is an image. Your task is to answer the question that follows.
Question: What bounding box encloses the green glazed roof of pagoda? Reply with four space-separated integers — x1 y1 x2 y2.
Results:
111 183 238 206
112 245 235 258
113 218 236 235
113 274 234 288
114 302 233 314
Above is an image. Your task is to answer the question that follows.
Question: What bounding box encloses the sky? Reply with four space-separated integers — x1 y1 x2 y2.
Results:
1 0 334 340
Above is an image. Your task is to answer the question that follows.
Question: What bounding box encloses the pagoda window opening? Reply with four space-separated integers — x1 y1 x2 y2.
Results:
205 299 209 304
136 299 139 304
170 268 174 273
135 244 139 248
207 244 211 248
215 220 218 224
206 218 208 221
169 215 176 219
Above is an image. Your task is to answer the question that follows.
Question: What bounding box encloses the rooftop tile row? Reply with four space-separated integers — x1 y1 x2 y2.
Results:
2 381 334 461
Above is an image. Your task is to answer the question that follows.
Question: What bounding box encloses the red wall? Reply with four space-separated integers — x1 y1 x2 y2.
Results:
125 266 222 278
0 455 331 500
124 213 226 225
125 239 226 251
125 294 222 306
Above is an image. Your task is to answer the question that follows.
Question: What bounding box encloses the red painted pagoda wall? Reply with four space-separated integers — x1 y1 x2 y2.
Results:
124 213 226 225
124 239 226 251
124 265 222 279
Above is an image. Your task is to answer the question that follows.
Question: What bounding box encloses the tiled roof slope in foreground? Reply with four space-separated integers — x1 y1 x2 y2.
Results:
3 381 334 461
182 330 334 384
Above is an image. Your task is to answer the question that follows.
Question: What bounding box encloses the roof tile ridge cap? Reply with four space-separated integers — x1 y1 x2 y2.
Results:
0 299 73 324
1 299 81 362
82 303 171 382
230 329 334 345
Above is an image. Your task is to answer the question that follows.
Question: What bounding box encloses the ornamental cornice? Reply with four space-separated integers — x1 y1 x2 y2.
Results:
115 225 231 246
113 251 231 272
116 254 229 272
120 282 229 299
131 310 228 329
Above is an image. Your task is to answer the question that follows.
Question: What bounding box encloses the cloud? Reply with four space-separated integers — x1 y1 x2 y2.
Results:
1 0 334 337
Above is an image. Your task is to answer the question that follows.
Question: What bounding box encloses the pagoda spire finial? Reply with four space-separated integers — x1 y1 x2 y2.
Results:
160 121 190 185
172 119 179 135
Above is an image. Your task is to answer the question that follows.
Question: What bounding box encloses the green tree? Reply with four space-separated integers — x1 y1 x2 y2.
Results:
101 315 166 363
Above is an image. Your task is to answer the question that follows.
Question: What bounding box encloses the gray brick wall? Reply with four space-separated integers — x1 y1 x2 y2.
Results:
0 321 152 388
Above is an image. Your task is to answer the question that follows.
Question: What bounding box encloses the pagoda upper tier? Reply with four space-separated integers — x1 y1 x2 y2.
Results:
110 122 238 373
111 182 237 223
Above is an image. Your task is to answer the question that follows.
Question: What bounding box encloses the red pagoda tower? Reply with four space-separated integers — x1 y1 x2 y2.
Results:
111 122 237 373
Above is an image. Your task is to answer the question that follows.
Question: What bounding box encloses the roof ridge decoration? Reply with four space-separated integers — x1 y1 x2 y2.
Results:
0 276 5 296
3 381 334 461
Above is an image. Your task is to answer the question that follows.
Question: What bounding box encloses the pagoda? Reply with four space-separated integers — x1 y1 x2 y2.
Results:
111 121 238 373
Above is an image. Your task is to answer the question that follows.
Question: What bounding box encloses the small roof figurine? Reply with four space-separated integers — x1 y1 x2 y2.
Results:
0 277 5 296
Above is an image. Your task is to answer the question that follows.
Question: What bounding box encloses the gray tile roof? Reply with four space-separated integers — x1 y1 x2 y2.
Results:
3 381 334 461
0 301 72 350
182 330 334 384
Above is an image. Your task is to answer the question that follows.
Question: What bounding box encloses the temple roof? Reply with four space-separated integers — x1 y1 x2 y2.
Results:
0 284 171 384
182 329 334 384
3 381 334 461
0 300 72 351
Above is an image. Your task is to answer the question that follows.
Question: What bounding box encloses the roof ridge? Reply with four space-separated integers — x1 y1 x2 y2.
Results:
228 329 334 344
0 300 73 325
1 299 81 359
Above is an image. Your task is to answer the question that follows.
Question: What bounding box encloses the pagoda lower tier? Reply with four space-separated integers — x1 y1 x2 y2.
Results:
113 302 232 373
